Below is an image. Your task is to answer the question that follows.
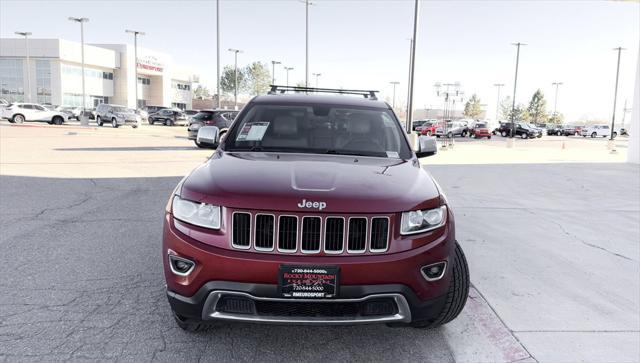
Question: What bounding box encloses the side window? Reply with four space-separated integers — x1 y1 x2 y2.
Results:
34 105 46 111
602 125 609 129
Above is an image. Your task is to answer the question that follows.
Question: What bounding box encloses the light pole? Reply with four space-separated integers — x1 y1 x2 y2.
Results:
216 0 221 108
493 83 504 121
610 47 625 141
312 73 321 88
302 0 314 87
406 0 420 133
125 30 145 110
406 38 413 126
271 60 281 85
551 81 563 119
69 17 89 125
390 81 400 109
14 32 32 102
228 48 242 109
509 42 526 138
284 67 294 87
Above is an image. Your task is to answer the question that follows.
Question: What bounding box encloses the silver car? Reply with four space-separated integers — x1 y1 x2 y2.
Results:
95 104 141 128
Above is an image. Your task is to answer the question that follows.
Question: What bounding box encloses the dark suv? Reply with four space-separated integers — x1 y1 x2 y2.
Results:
187 109 239 148
497 122 541 139
163 86 468 330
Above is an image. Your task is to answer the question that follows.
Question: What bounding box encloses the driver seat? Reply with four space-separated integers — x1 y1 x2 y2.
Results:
336 113 380 151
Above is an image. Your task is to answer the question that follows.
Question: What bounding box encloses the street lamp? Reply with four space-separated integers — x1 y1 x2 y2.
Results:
493 83 504 121
509 42 526 138
14 32 32 102
312 72 321 88
216 0 221 108
125 29 145 110
610 47 625 141
406 0 420 133
271 60 281 85
389 81 400 109
69 17 89 125
551 82 563 118
228 48 243 109
299 0 314 87
284 67 294 87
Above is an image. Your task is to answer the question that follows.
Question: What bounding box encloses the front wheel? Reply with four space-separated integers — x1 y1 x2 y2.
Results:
521 133 528 139
407 242 469 329
96 116 103 126
591 132 596 138
112 118 119 128
148 118 154 125
426 131 432 136
164 119 174 126
461 130 467 137
501 131 508 137
12 114 25 124
52 116 64 125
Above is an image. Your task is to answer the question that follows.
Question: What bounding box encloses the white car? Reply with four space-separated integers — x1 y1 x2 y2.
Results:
581 124 617 138
1 103 68 125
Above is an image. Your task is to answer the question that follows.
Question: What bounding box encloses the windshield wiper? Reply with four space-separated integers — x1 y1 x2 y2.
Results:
323 149 386 157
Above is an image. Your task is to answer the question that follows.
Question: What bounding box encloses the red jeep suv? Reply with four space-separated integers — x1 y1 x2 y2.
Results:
163 86 469 330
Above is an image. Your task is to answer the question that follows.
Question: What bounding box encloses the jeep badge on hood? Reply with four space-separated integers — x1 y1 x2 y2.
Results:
297 199 327 210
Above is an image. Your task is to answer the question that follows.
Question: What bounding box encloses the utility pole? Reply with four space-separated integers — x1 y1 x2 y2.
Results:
390 81 400 109
284 67 294 87
69 17 89 125
551 81 563 118
216 0 220 108
493 83 504 121
301 0 314 88
610 47 625 141
14 32 32 102
271 60 281 85
228 48 242 110
406 0 420 133
509 42 526 138
312 73 321 87
125 30 145 110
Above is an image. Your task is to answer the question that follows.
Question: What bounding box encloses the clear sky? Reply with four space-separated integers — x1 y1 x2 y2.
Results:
1 0 638 121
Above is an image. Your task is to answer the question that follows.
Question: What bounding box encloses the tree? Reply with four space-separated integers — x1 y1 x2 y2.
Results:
463 94 483 119
220 65 246 96
527 89 548 124
499 96 512 121
548 112 564 124
193 85 210 99
243 62 271 95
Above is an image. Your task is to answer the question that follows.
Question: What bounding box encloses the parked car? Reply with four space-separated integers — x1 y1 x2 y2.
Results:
95 104 141 128
184 110 200 117
419 120 443 136
497 122 541 139
469 122 492 139
143 105 169 114
60 106 82 120
187 109 239 147
435 121 469 137
546 124 564 136
574 126 585 136
561 125 576 136
581 124 615 138
164 86 468 331
620 128 629 136
413 119 437 132
148 109 189 126
1 102 68 125
528 123 546 136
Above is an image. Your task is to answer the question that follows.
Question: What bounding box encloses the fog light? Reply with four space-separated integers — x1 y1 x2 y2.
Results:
421 261 447 281
169 255 195 276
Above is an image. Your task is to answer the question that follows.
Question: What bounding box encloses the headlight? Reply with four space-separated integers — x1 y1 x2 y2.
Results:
400 205 447 235
172 195 221 229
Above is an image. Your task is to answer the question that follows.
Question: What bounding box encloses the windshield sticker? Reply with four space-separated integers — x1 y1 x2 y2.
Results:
386 151 400 158
236 122 270 141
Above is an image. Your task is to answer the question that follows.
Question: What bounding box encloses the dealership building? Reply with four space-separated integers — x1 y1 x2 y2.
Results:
0 38 198 109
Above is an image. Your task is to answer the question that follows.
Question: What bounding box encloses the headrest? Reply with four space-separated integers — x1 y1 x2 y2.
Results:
272 115 298 135
347 113 371 134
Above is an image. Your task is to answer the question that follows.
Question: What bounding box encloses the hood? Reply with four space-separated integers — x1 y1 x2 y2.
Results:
180 152 441 213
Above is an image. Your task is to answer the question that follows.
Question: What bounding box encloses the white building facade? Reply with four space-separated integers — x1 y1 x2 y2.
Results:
0 38 197 110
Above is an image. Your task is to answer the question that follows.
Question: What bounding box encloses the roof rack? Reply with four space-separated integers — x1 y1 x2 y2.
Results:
268 85 379 100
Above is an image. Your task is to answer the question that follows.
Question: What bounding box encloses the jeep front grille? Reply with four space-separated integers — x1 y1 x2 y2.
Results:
229 211 390 255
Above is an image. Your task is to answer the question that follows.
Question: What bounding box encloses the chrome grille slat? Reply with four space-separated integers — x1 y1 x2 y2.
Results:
232 212 251 249
254 214 275 250
301 217 322 253
324 217 345 253
347 217 367 253
370 217 389 252
278 216 298 252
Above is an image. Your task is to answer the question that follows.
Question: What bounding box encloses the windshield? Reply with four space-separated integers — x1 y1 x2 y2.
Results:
113 107 128 113
224 104 412 159
475 123 487 128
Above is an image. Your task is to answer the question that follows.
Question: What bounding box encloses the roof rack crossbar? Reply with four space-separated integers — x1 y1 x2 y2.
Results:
268 85 378 100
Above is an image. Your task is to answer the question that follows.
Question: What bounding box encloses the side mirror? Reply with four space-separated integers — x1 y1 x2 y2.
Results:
415 135 438 158
196 126 220 148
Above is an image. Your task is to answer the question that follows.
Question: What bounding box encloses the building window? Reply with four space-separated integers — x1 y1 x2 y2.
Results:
171 102 186 110
0 59 25 102
36 60 51 104
137 99 147 108
171 80 191 91
137 77 150 85
62 64 112 80
102 72 113 80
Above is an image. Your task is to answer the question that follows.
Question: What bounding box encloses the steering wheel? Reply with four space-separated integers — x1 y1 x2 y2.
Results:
342 137 384 153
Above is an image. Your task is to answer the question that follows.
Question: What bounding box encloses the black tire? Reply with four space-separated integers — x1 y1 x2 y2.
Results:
500 131 508 137
164 119 173 126
148 118 154 125
591 132 596 138
52 116 64 125
487 136 491 139
172 311 206 332
132 124 138 129
96 116 103 126
612 132 617 138
112 118 119 128
461 130 467 137
12 114 25 124
521 133 528 139
446 132 453 138
409 242 470 329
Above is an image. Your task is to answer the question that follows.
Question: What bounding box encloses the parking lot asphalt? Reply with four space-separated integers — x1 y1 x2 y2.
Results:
0 122 638 362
